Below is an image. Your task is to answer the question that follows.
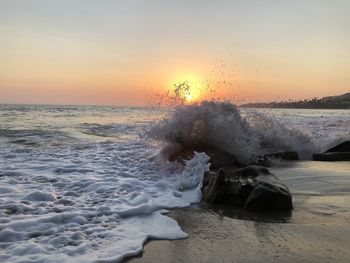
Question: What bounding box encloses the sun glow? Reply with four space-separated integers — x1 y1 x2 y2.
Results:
170 74 208 104
185 92 193 102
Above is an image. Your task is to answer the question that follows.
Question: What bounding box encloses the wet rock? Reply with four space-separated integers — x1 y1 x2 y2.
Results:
201 170 226 203
201 166 293 212
313 141 350 161
205 149 240 170
325 141 350 153
171 147 294 211
313 152 350 161
244 178 293 212
169 147 240 169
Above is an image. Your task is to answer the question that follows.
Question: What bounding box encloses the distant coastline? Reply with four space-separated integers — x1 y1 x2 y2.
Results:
240 92 350 109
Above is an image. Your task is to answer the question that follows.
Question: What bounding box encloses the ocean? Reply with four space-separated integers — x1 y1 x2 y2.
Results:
0 103 349 262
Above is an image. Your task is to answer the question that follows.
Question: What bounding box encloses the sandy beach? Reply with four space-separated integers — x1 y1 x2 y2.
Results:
127 203 350 263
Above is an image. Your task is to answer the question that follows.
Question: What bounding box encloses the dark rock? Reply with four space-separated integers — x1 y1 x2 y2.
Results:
313 141 350 161
313 152 350 161
205 149 240 170
244 178 293 212
201 170 226 203
201 166 293 212
169 147 240 168
325 141 350 153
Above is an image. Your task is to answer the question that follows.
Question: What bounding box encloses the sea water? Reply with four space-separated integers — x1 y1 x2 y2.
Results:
0 104 349 262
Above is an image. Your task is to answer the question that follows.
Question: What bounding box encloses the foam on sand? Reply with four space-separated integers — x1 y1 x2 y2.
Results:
0 136 209 262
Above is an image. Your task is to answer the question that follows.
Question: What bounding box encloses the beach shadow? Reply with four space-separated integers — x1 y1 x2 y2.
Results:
201 202 292 223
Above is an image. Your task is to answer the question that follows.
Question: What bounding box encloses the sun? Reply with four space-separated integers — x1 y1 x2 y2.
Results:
185 92 193 102
169 73 208 104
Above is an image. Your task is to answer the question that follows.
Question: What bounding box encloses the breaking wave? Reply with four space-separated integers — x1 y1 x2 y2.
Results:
147 101 318 163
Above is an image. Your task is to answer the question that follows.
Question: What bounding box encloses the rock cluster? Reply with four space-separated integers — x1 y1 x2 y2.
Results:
169 147 294 212
170 141 349 212
201 163 293 212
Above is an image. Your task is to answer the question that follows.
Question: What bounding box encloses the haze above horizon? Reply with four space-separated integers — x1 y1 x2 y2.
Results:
1 0 349 106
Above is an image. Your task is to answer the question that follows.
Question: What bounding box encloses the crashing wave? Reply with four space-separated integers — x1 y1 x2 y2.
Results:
146 101 317 163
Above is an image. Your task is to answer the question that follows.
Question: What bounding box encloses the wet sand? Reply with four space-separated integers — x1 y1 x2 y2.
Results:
126 202 350 263
126 161 350 263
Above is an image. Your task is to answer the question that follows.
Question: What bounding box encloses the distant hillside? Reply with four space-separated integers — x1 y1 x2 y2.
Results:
241 92 350 109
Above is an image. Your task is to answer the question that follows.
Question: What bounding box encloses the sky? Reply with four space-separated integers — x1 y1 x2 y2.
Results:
0 0 349 106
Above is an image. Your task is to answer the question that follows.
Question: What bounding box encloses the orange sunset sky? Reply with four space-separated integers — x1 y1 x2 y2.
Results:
1 0 349 106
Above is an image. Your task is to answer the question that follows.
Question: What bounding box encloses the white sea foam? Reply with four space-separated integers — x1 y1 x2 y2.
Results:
0 106 209 262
